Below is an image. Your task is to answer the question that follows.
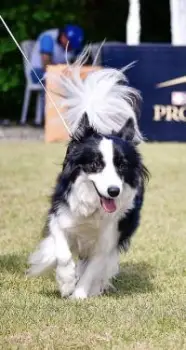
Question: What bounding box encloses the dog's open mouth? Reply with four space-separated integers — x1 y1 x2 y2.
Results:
100 197 116 213
92 182 116 213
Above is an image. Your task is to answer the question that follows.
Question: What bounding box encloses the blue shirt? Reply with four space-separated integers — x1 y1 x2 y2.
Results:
30 29 74 69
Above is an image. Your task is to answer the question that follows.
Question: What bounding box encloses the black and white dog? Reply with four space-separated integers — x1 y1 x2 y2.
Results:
27 63 149 299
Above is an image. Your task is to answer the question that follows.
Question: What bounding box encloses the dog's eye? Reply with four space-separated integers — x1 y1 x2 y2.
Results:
89 160 102 172
93 159 102 168
88 157 104 172
82 153 104 173
114 154 127 173
118 163 127 173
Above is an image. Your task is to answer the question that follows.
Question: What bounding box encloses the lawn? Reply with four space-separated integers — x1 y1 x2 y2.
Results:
0 142 186 350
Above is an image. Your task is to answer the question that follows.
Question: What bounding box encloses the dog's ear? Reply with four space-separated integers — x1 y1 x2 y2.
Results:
117 118 136 142
73 113 90 141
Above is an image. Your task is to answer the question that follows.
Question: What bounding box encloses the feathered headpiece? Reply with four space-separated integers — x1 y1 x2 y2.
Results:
48 47 143 144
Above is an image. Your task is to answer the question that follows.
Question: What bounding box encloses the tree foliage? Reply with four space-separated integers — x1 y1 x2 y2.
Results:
0 1 87 119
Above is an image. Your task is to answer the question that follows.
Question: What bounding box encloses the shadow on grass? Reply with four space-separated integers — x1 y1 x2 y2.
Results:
41 261 154 300
111 261 154 297
0 253 154 297
0 253 27 275
41 289 61 299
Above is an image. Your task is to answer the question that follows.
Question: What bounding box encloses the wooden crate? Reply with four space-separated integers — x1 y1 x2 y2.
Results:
45 64 101 142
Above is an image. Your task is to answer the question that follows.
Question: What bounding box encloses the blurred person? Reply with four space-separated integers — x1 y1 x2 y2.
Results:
28 25 84 126
30 25 84 84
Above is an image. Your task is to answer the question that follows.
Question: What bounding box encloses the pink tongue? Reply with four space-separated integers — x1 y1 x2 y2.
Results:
101 198 116 213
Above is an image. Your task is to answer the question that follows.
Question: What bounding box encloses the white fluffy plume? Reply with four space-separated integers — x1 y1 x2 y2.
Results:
49 47 143 142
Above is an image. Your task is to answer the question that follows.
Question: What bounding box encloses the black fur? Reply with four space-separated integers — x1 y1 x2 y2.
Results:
118 183 145 250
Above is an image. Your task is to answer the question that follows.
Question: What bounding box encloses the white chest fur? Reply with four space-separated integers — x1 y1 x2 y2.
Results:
57 173 137 258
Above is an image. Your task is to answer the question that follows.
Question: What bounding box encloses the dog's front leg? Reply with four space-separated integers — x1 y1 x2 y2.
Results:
71 225 119 299
49 214 76 297
70 254 107 299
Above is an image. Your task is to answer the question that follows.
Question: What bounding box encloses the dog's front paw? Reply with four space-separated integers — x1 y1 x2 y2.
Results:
89 281 117 296
70 287 88 300
89 283 104 297
60 280 76 297
56 259 76 297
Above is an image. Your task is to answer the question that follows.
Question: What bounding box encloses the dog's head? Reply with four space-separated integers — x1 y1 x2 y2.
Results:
63 114 149 213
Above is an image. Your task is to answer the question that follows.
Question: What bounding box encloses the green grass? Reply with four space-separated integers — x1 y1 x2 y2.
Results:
0 142 186 350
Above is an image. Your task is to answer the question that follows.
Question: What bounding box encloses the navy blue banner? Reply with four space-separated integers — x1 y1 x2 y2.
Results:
102 44 186 142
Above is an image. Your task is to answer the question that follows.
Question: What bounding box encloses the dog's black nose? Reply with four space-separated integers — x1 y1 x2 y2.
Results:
107 186 120 198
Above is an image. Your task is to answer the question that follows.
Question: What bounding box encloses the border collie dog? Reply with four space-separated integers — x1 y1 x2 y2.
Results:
27 61 149 299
